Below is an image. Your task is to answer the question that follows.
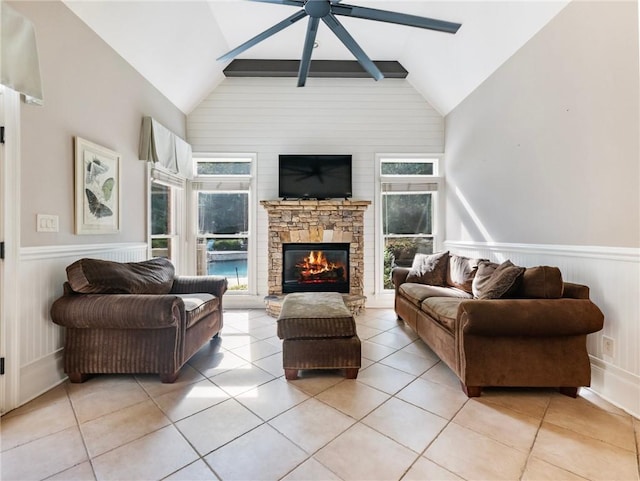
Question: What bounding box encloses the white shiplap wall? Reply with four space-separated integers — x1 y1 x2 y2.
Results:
187 77 444 302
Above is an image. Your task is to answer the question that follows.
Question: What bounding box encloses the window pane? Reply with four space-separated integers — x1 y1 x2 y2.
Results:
197 161 251 176
381 161 434 176
382 193 432 235
197 237 248 291
151 238 171 259
198 192 249 235
151 183 171 235
383 237 434 289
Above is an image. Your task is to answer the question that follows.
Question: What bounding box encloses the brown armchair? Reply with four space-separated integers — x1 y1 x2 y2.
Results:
50 258 227 383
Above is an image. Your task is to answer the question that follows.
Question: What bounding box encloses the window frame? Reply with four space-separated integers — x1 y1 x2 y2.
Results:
148 164 185 273
375 154 444 295
191 153 257 295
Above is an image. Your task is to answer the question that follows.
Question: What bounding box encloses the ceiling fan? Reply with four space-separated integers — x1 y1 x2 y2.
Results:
217 0 461 87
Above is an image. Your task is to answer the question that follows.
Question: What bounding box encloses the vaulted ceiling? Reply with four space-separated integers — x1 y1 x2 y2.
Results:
63 0 570 115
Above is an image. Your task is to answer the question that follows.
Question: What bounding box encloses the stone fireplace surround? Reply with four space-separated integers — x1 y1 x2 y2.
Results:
260 199 370 316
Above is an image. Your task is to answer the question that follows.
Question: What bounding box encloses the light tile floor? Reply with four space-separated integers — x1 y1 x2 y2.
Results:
2 308 639 481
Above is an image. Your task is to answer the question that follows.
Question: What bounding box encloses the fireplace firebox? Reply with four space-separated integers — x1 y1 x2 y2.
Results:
282 243 350 293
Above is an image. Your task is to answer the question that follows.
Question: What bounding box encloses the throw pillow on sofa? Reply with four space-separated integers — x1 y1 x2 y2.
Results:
519 266 564 298
66 257 175 294
474 260 525 299
472 260 498 298
406 251 449 286
447 254 484 294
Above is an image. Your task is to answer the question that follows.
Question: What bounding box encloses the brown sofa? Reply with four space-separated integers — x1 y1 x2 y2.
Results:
392 251 604 397
51 257 227 383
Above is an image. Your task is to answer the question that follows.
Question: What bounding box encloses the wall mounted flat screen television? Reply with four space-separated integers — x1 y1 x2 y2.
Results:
278 154 352 200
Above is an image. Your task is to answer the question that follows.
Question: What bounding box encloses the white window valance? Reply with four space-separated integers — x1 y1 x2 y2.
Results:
1 2 44 104
150 167 186 190
139 117 193 179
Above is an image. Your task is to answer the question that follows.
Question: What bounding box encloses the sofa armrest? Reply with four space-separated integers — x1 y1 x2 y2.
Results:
171 276 228 298
51 294 183 329
562 282 590 299
458 299 604 337
391 267 411 289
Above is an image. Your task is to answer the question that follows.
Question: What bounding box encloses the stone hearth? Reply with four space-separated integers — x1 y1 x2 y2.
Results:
260 199 370 303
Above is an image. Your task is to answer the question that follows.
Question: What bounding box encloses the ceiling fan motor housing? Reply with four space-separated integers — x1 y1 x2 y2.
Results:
304 0 331 18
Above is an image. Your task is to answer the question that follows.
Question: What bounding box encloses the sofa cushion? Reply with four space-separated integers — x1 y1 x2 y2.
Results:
399 283 472 306
421 297 464 332
406 251 449 286
476 260 525 299
175 293 219 328
67 257 175 294
472 261 499 298
518 266 564 299
447 254 483 293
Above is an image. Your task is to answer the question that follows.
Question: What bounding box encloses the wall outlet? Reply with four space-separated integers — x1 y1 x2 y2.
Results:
602 336 615 357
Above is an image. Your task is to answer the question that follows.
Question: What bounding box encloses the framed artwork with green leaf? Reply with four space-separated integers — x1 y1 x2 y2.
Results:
74 137 121 234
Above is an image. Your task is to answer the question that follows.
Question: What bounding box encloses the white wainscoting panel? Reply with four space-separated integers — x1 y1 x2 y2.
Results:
15 243 147 408
445 240 640 417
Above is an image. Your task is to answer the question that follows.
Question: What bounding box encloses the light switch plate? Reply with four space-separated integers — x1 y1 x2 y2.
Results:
37 214 59 233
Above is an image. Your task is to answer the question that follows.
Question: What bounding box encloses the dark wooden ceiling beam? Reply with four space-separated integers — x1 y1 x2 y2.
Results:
223 59 408 78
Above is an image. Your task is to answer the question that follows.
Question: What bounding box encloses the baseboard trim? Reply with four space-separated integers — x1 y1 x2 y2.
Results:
224 294 268 310
18 349 65 408
589 356 640 418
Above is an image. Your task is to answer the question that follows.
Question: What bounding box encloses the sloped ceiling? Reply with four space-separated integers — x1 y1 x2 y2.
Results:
63 0 569 115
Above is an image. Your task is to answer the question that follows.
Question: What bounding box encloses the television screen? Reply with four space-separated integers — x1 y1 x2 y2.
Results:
278 155 352 199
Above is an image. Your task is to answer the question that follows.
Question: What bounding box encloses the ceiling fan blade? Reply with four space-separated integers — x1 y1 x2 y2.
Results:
297 17 320 87
217 9 308 62
248 0 304 7
331 4 461 34
321 13 383 82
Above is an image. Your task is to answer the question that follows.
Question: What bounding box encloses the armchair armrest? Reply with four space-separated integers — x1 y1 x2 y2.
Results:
458 299 604 337
171 276 228 298
51 294 183 329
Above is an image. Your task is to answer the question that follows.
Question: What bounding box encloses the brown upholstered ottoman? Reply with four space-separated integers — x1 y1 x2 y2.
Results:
277 292 361 380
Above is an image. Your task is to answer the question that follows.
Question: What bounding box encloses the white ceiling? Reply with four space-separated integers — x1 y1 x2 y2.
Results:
63 0 570 115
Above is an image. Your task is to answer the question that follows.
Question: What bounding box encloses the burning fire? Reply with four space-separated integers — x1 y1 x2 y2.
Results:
296 251 346 283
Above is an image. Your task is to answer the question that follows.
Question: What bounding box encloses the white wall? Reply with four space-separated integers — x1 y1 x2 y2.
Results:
13 0 186 248
444 0 640 416
445 0 639 248
187 77 445 304
5 0 186 411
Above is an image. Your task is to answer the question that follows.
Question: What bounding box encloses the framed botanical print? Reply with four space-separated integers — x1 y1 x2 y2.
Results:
74 137 121 234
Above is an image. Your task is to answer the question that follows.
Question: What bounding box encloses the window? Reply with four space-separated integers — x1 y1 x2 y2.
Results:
377 155 442 291
196 157 251 176
149 168 185 271
193 154 255 293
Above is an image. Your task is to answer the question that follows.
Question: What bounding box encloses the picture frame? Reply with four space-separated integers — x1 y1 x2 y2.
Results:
74 137 121 234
